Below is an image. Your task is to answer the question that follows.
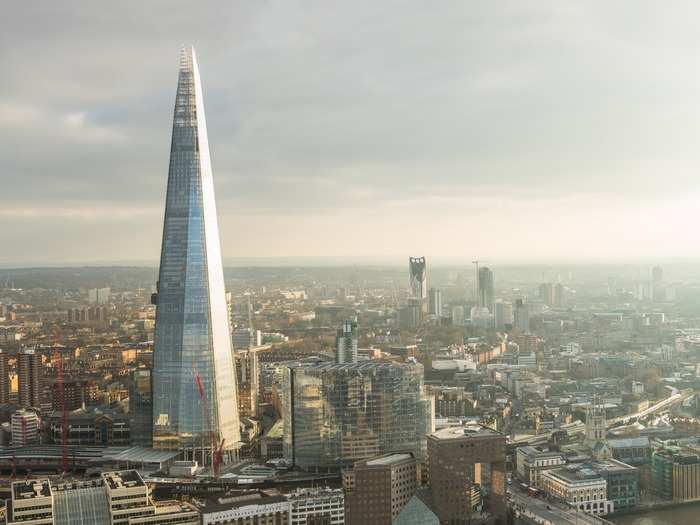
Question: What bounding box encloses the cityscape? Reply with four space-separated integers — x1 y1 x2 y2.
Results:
4 3 700 525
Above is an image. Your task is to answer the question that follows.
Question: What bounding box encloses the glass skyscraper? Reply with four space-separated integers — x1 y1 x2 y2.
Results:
152 47 240 458
282 359 433 471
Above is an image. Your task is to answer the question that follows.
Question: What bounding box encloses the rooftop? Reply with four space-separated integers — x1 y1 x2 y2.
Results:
12 480 52 500
366 453 414 466
430 425 503 441
103 470 145 490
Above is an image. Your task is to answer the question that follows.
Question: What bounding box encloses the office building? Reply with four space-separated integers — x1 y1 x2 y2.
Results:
513 299 529 332
428 288 442 317
199 490 290 525
477 267 495 312
282 359 433 471
427 425 507 524
11 409 41 446
592 459 639 512
287 488 344 525
344 453 418 525
0 349 8 405
515 446 565 488
451 305 465 326
5 480 54 525
232 328 262 350
335 319 358 364
151 47 240 458
5 472 198 525
652 448 700 502
18 347 42 409
493 301 513 331
539 282 554 306
129 369 153 447
408 257 427 311
398 299 422 329
541 466 613 516
88 287 111 305
235 348 259 418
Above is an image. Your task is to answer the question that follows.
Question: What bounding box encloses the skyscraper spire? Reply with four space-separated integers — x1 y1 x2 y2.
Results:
152 47 240 460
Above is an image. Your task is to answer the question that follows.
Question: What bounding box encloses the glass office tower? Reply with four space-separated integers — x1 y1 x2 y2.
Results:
282 360 433 471
152 47 240 458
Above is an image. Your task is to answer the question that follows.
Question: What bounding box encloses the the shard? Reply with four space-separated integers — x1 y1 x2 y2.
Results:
152 47 240 459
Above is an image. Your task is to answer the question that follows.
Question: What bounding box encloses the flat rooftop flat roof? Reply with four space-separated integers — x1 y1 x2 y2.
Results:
103 470 145 490
366 453 413 466
430 425 502 440
13 480 52 500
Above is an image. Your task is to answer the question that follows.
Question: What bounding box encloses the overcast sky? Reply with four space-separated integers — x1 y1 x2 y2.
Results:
2 1 700 266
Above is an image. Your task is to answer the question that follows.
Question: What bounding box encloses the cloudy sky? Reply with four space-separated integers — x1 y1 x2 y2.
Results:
2 1 700 266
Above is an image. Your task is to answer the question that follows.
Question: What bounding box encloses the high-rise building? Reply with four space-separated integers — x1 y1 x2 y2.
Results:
493 301 513 331
232 327 262 350
477 267 495 312
152 47 240 458
17 347 41 409
428 425 507 524
428 288 443 317
11 409 41 445
451 305 465 326
129 368 153 447
282 360 433 471
235 348 259 418
539 282 555 306
344 453 418 525
0 349 8 405
88 287 111 305
513 299 530 332
408 257 427 311
335 319 358 364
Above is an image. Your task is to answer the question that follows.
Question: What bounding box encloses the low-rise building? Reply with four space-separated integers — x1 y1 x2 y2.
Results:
541 465 613 516
199 490 290 525
287 488 344 525
516 446 566 488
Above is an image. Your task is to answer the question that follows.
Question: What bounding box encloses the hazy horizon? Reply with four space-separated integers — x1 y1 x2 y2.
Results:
4 1 700 265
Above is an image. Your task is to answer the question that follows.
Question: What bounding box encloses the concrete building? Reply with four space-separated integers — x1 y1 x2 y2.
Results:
428 288 442 317
11 409 41 446
18 347 42 409
199 490 290 525
541 465 613 516
427 425 507 524
344 453 418 525
287 487 344 525
5 480 53 525
493 301 513 331
591 459 639 512
235 348 260 418
477 267 495 313
515 446 565 488
513 299 529 332
0 349 9 405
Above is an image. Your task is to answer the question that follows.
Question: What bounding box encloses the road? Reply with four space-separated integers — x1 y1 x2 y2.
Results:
510 489 609 525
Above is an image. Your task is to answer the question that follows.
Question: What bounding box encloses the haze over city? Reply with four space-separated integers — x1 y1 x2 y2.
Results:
4 1 700 265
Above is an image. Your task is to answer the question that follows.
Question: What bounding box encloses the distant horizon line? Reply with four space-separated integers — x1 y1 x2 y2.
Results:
0 255 695 270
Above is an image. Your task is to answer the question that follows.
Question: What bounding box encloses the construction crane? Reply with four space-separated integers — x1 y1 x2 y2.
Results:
53 325 69 474
194 368 224 478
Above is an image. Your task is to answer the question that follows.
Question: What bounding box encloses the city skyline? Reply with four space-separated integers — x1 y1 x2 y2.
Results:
4 2 700 264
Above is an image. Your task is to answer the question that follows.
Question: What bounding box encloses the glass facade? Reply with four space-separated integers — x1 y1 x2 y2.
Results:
152 47 240 456
282 360 433 470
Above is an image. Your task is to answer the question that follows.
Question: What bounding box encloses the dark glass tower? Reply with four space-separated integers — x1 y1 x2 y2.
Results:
152 47 240 457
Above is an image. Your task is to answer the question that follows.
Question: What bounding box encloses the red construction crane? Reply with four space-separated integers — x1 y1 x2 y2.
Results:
194 368 224 477
53 325 69 474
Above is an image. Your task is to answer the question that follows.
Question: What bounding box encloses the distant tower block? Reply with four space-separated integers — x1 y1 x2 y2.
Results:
408 257 427 313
